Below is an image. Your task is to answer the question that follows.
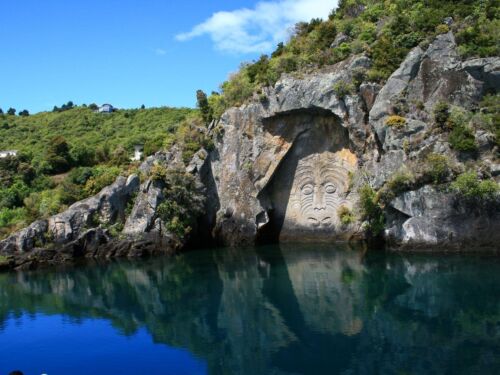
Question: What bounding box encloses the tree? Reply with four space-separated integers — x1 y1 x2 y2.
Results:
88 103 98 111
140 104 145 109
60 101 74 111
110 146 129 165
0 108 3 114
271 42 284 58
19 109 29 116
70 143 96 167
7 108 16 116
196 90 212 125
45 136 71 174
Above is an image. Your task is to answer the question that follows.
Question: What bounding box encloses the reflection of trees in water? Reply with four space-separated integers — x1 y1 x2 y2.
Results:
1 249 500 374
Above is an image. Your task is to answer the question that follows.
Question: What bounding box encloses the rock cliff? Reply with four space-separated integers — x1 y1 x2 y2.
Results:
205 32 499 249
1 32 499 269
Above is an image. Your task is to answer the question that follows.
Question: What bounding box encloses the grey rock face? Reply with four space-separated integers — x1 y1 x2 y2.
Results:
0 220 48 255
0 174 140 267
208 32 499 249
49 175 140 243
387 186 500 248
1 31 499 265
123 179 165 236
208 56 375 245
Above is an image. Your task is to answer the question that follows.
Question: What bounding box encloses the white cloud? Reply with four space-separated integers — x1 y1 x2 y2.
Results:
155 48 167 56
175 0 338 54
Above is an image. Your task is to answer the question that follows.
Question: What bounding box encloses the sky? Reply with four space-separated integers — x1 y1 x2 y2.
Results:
0 0 337 113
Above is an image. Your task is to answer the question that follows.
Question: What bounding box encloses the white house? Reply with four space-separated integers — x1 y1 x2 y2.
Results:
98 104 114 113
0 150 17 158
131 145 144 161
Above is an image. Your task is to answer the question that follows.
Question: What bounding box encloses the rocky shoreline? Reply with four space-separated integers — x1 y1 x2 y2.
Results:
1 32 499 271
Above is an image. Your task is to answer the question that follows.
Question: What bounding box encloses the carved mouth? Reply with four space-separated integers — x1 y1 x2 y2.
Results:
321 217 332 227
307 217 332 228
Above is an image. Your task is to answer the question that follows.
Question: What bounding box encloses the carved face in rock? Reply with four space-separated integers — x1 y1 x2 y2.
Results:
285 151 354 230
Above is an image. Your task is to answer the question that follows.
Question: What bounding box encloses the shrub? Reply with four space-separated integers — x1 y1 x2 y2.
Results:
337 206 355 225
150 164 168 182
70 144 96 167
474 94 500 146
433 101 450 129
449 125 477 152
358 184 384 236
110 146 130 166
0 207 27 229
207 93 226 120
196 90 212 125
435 24 450 34
451 172 499 200
84 166 121 195
24 190 64 220
425 153 450 184
156 169 205 239
386 171 414 195
221 70 255 108
58 180 84 205
385 115 406 129
333 81 355 100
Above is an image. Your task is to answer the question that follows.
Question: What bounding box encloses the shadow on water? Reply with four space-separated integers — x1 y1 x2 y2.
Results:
1 244 500 374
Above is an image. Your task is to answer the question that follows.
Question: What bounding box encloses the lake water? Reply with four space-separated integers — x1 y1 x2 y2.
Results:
1 245 499 375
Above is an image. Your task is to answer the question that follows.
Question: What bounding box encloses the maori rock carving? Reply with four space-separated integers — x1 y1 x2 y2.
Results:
282 150 357 235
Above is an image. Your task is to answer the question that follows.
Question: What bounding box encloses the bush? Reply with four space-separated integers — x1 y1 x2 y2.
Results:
207 93 226 120
156 169 205 239
433 101 450 129
333 81 355 99
337 206 355 225
451 172 499 200
435 24 450 34
386 171 414 195
358 184 384 236
84 166 121 195
70 144 96 167
449 125 477 152
221 70 255 108
68 167 95 186
385 115 406 129
24 190 64 220
474 94 500 146
0 207 27 229
425 153 450 184
150 164 168 182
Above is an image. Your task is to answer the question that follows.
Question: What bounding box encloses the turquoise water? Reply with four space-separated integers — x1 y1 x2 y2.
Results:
0 245 499 375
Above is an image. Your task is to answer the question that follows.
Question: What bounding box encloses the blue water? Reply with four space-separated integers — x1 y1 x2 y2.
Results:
0 245 499 375
0 315 205 375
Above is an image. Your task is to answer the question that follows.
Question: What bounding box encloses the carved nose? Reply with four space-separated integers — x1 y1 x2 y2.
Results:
313 187 326 210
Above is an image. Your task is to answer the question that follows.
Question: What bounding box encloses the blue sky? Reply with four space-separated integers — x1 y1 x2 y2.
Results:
0 0 337 113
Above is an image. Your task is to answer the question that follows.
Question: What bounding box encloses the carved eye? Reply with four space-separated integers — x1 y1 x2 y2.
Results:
302 184 314 195
325 184 336 194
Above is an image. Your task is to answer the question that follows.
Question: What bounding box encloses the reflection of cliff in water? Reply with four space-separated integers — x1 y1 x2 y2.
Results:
1 247 500 374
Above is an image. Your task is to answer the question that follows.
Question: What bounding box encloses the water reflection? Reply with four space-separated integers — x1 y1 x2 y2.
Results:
1 245 500 374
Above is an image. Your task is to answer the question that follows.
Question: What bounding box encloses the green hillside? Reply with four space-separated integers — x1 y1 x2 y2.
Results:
0 106 200 238
0 106 195 163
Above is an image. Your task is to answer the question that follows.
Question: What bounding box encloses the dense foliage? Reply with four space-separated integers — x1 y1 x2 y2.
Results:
155 167 205 239
451 171 500 200
203 0 499 116
0 106 197 238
